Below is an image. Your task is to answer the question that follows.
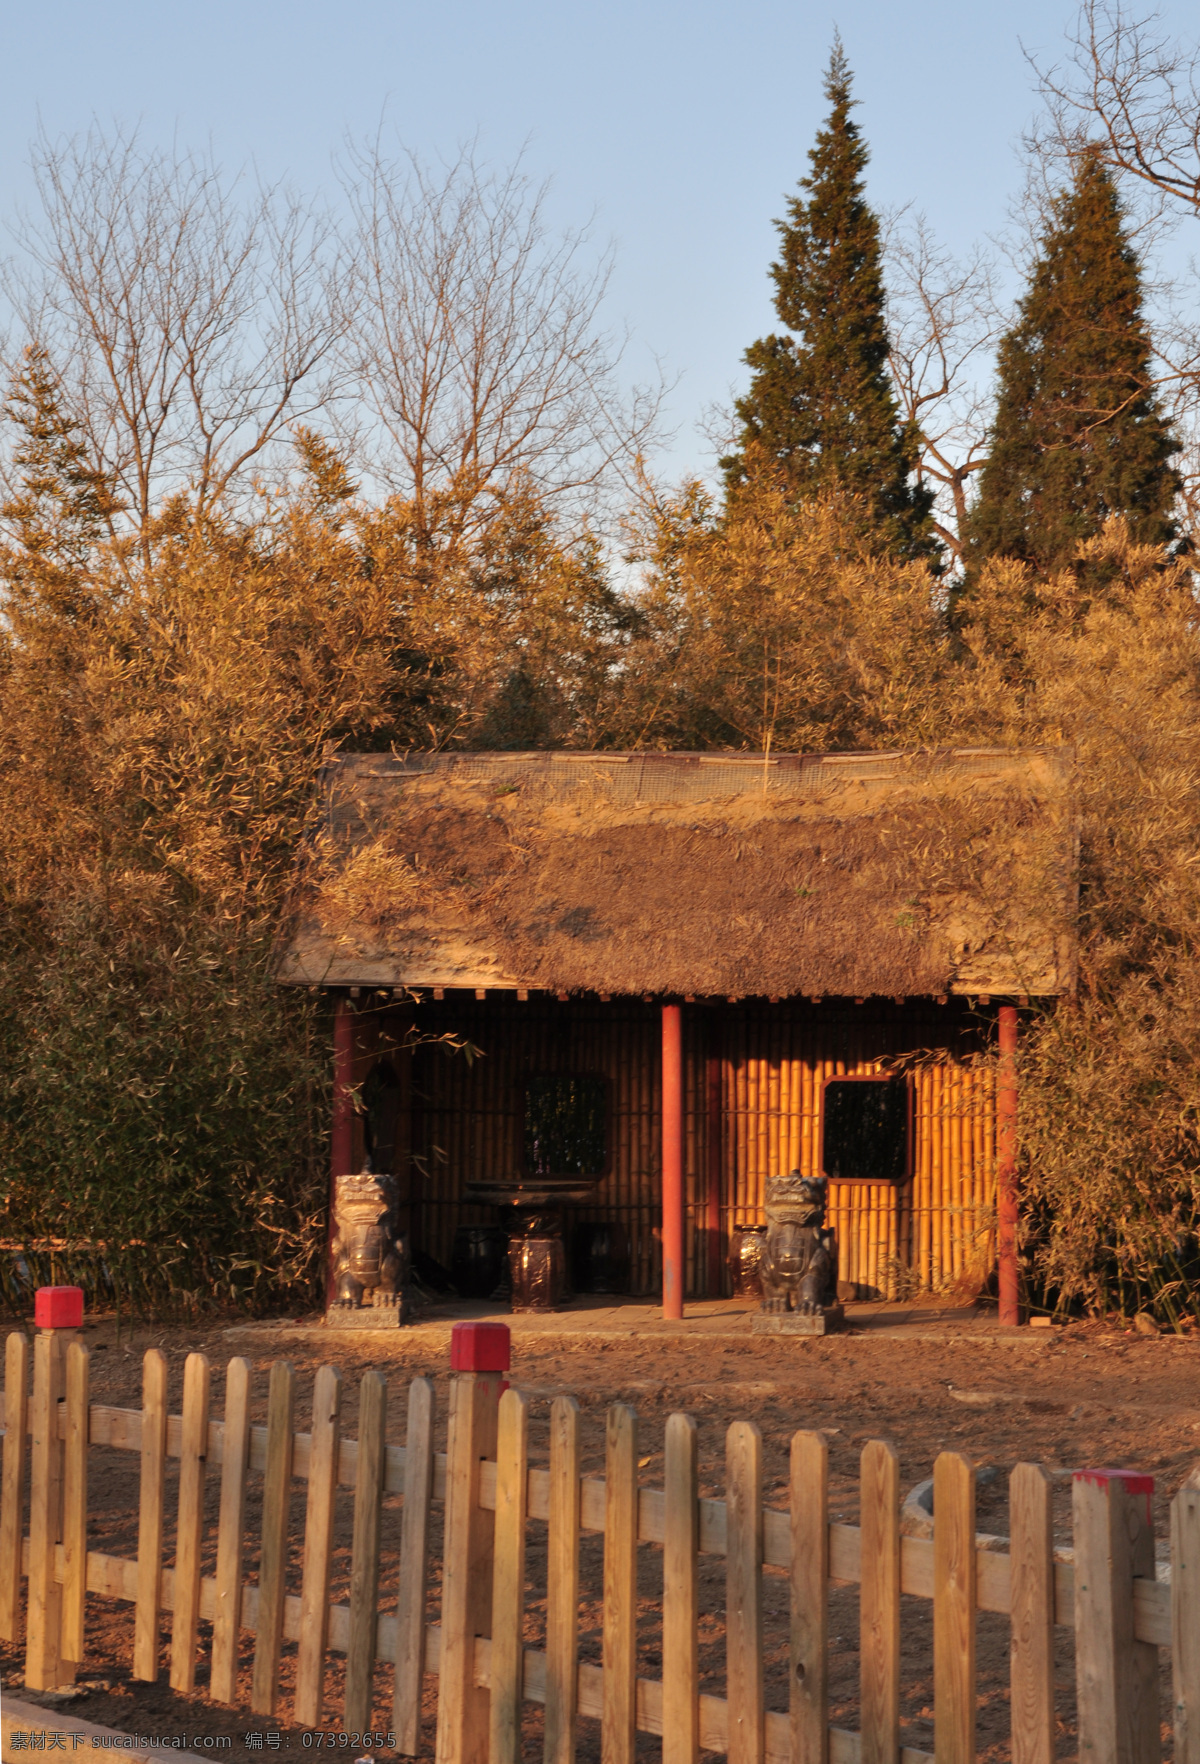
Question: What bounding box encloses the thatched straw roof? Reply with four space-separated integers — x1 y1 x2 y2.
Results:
277 748 1077 998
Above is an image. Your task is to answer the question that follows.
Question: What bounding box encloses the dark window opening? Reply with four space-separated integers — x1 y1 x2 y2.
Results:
821 1076 909 1184
523 1074 608 1180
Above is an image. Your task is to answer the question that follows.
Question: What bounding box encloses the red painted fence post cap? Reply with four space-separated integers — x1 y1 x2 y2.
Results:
1072 1467 1155 1497
450 1320 511 1372
34 1286 84 1329
1073 1467 1155 1524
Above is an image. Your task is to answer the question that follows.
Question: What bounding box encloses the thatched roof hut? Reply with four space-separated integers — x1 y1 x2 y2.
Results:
279 746 1077 1000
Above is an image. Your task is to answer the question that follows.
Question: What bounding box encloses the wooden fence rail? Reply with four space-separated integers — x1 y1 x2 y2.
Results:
1 1324 1196 1764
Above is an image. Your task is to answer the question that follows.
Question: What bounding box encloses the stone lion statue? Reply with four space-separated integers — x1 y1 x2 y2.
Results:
760 1171 838 1316
330 1172 409 1314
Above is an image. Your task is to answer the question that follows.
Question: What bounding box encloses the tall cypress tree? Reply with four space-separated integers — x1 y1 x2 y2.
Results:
723 42 934 561
966 148 1180 577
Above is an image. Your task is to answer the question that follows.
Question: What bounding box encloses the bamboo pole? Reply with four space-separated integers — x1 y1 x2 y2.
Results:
799 1037 813 1179
930 1066 944 1288
948 1067 963 1282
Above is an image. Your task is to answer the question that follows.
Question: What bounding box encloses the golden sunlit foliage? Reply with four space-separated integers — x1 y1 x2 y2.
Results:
0 371 620 1312
4 339 1200 1322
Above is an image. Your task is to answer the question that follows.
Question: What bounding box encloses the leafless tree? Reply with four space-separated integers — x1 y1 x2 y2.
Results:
1032 2 1200 214
3 125 346 548
882 213 1006 567
339 140 664 544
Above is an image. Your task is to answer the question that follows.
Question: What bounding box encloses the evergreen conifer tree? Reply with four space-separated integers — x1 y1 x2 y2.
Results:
966 149 1180 577
723 42 934 560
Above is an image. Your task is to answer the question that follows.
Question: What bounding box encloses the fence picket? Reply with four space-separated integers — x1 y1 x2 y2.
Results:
346 1370 388 1735
435 1367 501 1764
1173 1485 1200 1764
1072 1469 1158 1764
134 1349 169 1684
1009 1463 1054 1764
602 1403 638 1764
211 1357 253 1705
170 1352 211 1694
933 1453 975 1764
859 1441 900 1764
663 1412 699 1764
789 1430 828 1764
544 1394 581 1764
0 1332 30 1644
61 1340 90 1667
27 1328 68 1690
490 1388 530 1764
727 1421 764 1764
296 1364 343 1728
394 1376 435 1755
251 1360 296 1716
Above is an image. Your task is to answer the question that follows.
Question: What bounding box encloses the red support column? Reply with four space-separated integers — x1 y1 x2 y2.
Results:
328 995 355 1309
662 1003 685 1320
996 1004 1020 1327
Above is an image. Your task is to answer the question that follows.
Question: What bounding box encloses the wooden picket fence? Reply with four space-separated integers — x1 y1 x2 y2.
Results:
2 1324 1200 1764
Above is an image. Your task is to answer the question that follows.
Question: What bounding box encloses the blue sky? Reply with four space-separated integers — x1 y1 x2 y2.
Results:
4 0 1197 484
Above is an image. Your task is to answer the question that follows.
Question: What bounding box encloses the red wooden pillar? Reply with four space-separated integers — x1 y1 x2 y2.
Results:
662 1003 684 1320
328 994 355 1308
996 1004 1020 1326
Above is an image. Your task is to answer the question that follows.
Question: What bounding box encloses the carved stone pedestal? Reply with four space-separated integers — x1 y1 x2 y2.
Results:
325 1303 407 1330
752 1302 845 1336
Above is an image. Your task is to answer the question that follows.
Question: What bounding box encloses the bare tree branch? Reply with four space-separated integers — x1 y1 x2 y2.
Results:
338 138 665 545
3 124 348 549
1031 1 1200 216
882 212 1005 566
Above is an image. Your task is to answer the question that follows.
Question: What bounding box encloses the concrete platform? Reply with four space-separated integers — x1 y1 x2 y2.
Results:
1 1695 211 1763
226 1294 1055 1348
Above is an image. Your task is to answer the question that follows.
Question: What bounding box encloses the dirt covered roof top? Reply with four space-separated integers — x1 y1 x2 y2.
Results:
277 747 1078 997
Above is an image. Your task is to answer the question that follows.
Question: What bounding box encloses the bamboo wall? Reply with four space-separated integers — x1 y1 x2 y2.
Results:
361 996 996 1300
718 1000 996 1300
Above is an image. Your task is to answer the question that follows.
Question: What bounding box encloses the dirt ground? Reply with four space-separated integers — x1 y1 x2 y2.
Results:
3 1303 1197 1762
